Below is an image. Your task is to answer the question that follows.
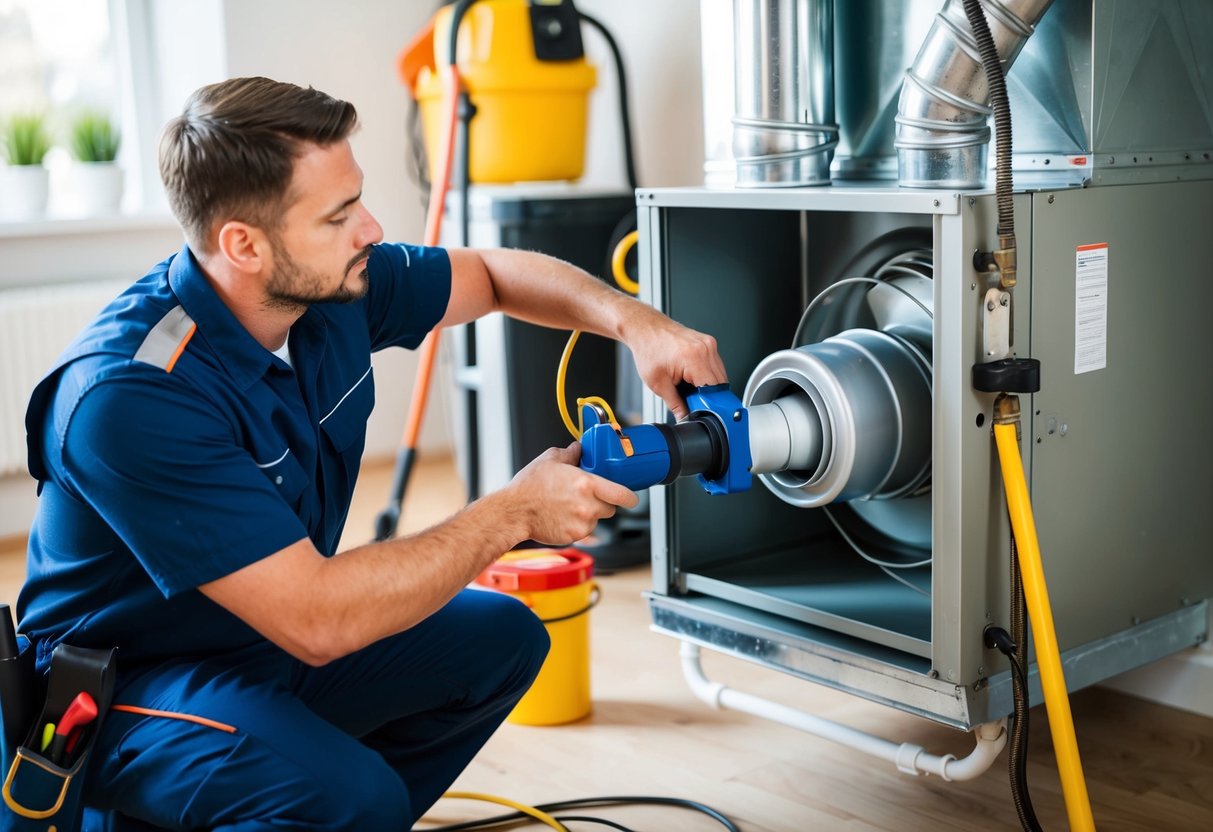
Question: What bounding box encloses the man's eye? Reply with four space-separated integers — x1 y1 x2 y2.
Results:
329 216 348 226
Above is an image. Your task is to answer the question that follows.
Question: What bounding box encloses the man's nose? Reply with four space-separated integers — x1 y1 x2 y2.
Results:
357 205 384 248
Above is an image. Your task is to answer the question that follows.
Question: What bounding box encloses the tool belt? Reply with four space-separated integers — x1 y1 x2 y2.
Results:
0 630 116 832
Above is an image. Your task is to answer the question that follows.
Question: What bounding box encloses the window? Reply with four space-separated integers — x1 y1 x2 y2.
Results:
0 0 124 216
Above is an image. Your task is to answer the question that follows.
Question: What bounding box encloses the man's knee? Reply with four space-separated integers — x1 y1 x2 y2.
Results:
483 592 551 687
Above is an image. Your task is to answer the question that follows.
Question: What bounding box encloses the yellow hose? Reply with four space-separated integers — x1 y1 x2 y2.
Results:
993 422 1096 832
556 229 640 441
611 230 641 295
557 331 582 440
439 791 568 831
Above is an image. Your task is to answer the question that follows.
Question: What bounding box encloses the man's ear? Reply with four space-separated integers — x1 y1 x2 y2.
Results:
215 221 270 275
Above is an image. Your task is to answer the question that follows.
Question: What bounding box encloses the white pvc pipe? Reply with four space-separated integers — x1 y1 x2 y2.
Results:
679 642 1006 781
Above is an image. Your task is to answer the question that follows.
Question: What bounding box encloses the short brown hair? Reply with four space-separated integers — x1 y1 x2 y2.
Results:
159 77 358 253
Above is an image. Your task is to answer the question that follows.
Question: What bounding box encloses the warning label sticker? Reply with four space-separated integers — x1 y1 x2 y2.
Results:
1074 243 1108 374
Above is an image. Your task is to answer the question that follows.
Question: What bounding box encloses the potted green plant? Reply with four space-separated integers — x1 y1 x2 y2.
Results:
68 109 123 215
0 113 52 220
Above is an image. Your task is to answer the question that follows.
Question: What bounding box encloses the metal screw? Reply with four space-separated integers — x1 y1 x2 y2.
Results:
1048 194 1056 204
733 410 742 422
970 282 976 290
999 295 1009 307
932 199 940 207
977 666 985 676
968 197 976 207
928 669 939 679
542 17 563 37
987 299 996 311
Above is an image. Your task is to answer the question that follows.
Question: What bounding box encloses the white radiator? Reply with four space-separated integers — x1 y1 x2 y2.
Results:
0 281 128 477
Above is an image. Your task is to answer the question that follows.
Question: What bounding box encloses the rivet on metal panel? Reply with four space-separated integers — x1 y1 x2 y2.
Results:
977 666 985 676
928 669 939 679
1059 423 1068 436
999 295 1008 307
968 197 976 207
932 199 940 207
1048 194 1055 204
987 299 996 311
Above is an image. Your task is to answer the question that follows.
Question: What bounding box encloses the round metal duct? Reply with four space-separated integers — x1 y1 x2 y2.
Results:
743 247 934 547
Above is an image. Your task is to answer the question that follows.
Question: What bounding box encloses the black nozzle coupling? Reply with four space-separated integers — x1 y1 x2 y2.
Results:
653 413 730 485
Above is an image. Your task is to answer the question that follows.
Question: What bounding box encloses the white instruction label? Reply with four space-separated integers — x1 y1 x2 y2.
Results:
1074 243 1108 374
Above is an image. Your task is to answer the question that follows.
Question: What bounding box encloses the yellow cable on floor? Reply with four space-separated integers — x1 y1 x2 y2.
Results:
993 422 1097 832
440 791 568 831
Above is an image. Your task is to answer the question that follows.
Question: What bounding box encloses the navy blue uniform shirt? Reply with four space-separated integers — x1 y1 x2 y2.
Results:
18 242 451 673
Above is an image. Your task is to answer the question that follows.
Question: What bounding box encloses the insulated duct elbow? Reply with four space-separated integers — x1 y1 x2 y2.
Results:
894 0 1053 188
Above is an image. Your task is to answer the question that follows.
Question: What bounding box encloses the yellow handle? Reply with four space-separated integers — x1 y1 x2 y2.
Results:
994 422 1097 832
3 749 72 820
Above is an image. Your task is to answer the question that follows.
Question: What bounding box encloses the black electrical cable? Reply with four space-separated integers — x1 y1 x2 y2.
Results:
553 817 637 832
961 0 1013 238
1009 537 1044 832
985 618 1044 832
576 11 639 191
422 796 741 832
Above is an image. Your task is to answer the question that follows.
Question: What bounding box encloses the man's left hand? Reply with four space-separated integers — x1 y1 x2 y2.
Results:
626 312 728 421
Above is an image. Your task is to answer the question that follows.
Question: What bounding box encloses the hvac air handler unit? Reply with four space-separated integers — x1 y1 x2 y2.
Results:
582 0 1212 811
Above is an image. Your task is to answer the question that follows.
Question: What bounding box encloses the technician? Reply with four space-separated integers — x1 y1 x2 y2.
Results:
18 76 726 830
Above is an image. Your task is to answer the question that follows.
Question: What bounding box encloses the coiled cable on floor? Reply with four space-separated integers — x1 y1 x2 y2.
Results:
424 794 740 832
439 792 568 831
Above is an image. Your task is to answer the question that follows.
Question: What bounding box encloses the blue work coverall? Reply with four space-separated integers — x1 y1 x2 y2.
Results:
18 243 549 830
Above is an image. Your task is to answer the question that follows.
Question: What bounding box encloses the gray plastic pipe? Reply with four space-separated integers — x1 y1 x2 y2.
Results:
680 642 1007 781
895 0 1054 188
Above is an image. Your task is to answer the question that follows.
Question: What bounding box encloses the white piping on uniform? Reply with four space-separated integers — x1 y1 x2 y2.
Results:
319 365 372 425
254 448 291 469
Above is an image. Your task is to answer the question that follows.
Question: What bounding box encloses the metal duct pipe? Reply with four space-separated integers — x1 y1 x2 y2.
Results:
895 0 1054 188
732 0 838 187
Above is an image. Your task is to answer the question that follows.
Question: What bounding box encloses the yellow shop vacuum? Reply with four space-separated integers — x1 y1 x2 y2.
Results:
400 0 597 184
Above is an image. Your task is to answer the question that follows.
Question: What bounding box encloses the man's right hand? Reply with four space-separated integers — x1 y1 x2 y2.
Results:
504 443 639 546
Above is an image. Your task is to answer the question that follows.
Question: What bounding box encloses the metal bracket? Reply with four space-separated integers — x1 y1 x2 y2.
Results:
982 288 1011 361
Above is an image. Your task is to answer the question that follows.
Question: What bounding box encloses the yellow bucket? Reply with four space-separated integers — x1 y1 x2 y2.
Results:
476 548 597 725
405 0 597 184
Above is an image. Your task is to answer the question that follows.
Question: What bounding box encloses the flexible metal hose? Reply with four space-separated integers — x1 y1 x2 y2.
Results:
962 0 1014 237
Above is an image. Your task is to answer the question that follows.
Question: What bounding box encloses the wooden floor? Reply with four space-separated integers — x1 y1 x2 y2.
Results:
3 457 1211 831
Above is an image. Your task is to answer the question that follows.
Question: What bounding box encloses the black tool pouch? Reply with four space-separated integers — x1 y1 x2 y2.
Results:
1 644 117 831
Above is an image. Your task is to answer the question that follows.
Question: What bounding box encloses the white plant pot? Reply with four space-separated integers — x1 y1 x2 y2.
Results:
0 165 50 220
73 162 124 216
